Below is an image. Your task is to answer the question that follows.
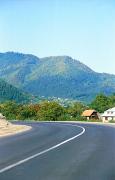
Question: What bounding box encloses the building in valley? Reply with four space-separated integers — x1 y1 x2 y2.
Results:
82 109 99 120
102 107 115 122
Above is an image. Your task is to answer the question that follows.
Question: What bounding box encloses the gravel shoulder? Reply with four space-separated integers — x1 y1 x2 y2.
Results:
0 124 31 137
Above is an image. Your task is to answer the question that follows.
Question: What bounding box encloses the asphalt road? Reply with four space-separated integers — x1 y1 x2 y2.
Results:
0 122 115 180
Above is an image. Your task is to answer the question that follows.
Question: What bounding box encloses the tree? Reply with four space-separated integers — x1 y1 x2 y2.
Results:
90 94 110 113
67 102 87 118
0 101 19 119
16 104 40 120
37 101 64 121
109 94 115 107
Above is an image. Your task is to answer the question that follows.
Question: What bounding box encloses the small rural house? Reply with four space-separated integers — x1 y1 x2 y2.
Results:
82 109 99 120
102 107 115 122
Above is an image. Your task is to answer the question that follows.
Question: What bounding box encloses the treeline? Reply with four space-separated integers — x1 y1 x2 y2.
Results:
0 94 115 121
0 101 87 121
90 93 115 112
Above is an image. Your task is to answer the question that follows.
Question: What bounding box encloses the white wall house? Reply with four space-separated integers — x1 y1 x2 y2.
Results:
102 107 115 122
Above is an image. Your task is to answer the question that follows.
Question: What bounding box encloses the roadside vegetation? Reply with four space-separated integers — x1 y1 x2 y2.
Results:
0 94 115 121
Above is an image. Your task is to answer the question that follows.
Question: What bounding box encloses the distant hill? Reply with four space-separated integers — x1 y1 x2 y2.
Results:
0 52 115 102
0 79 31 103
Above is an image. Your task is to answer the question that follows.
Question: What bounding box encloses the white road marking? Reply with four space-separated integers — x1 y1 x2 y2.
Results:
0 124 85 173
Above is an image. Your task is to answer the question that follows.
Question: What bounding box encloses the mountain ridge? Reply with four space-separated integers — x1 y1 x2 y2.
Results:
0 52 115 102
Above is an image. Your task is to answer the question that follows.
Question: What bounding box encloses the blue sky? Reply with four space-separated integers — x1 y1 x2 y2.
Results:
0 0 115 74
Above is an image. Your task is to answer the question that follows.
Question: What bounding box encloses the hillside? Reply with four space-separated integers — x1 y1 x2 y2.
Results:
0 79 31 103
0 52 115 102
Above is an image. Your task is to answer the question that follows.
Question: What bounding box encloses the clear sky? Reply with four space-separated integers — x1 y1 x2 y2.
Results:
0 0 115 74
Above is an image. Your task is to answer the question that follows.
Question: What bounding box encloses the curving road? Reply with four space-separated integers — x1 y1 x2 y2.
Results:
0 122 115 180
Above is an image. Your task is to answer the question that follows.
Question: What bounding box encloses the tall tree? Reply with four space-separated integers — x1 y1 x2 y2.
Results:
90 94 110 113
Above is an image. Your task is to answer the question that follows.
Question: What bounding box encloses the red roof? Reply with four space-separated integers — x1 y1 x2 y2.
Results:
82 110 97 117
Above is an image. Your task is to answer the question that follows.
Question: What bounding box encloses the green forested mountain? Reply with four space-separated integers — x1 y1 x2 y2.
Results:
0 52 115 102
0 79 31 103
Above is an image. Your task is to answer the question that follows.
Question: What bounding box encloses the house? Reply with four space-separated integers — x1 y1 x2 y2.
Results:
82 109 99 120
102 107 115 122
